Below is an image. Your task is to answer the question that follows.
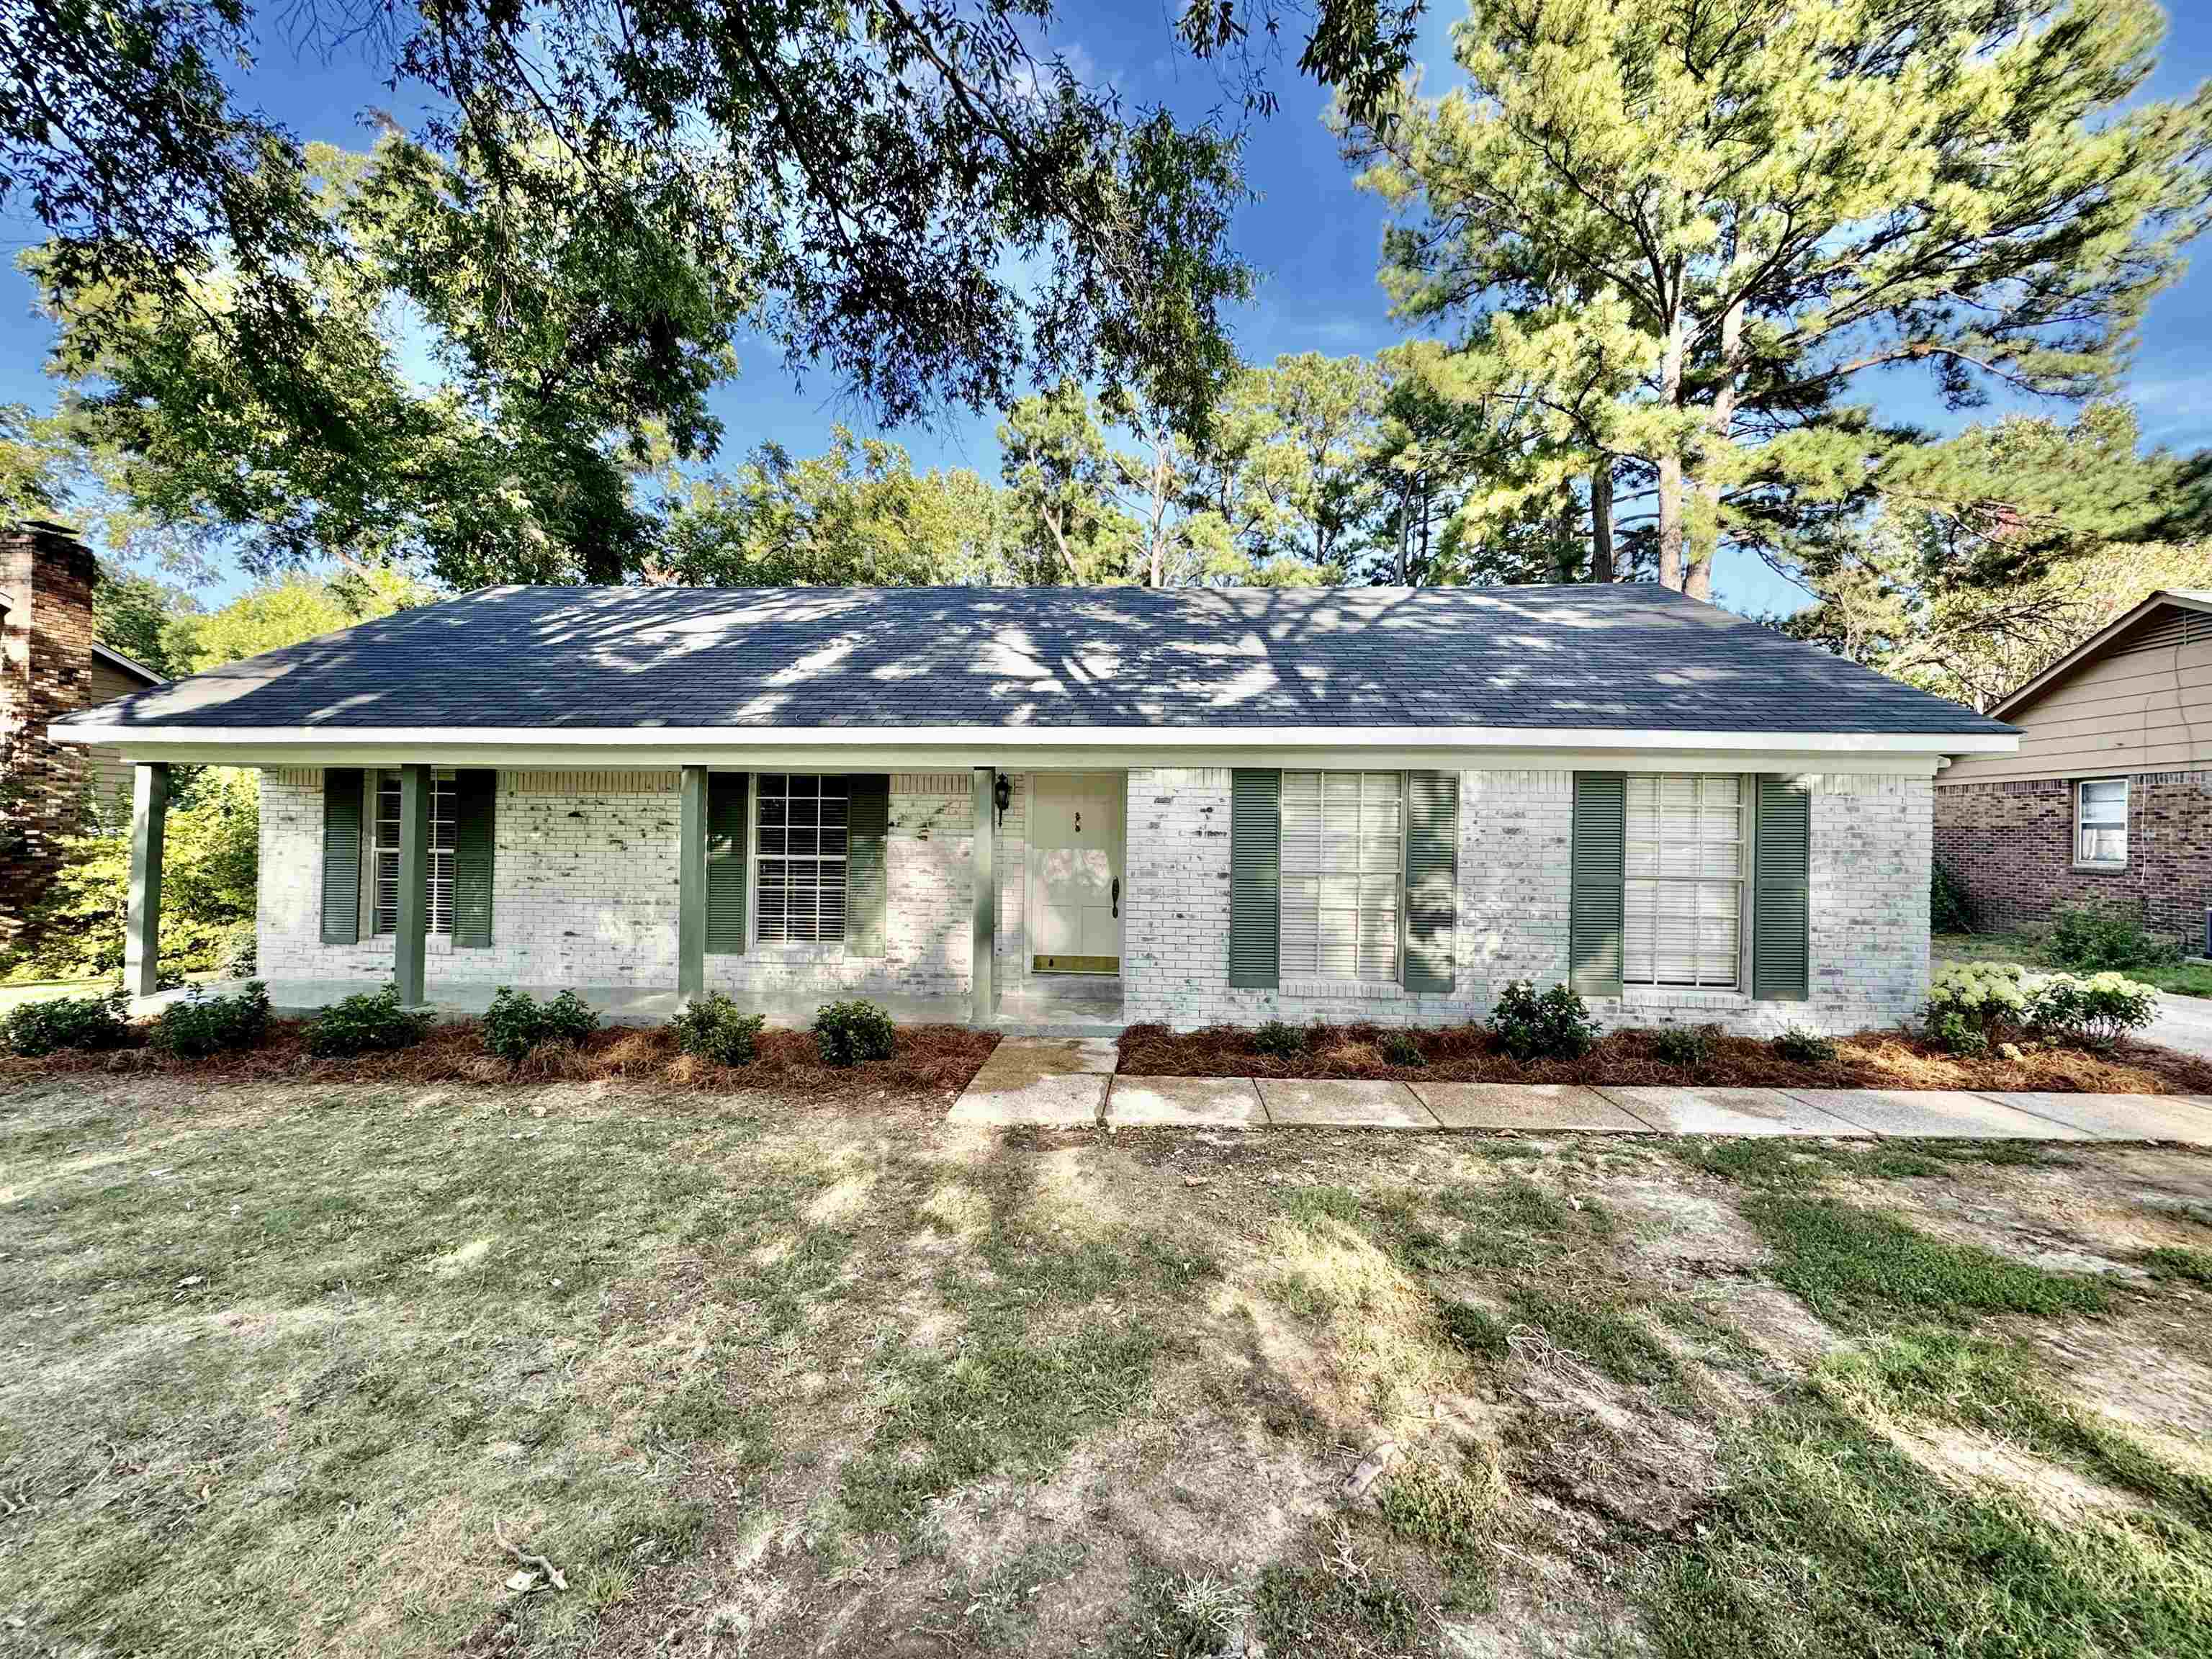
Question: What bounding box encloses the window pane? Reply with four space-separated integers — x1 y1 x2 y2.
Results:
1276 772 1401 983
371 771 455 935
754 775 848 943
1622 774 1741 989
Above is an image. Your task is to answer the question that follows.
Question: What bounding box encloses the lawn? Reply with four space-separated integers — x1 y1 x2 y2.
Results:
5 1072 2212 1657
1936 930 2212 999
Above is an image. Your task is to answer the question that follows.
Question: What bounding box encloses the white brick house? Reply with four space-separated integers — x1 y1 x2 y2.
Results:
53 583 2016 1034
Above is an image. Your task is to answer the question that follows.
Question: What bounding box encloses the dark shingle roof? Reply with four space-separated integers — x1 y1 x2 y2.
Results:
56 582 2013 737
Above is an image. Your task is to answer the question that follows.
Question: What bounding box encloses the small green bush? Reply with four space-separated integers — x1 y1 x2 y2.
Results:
670 992 766 1066
2026 971 2157 1052
812 998 895 1066
1254 1018 1306 1060
1378 1029 1426 1067
1651 1024 1717 1070
1490 979 1597 1061
1930 859 1976 933
482 986 600 1064
152 981 271 1058
1924 961 2028 1054
2 989 130 1056
2047 899 2177 973
305 984 432 1058
1773 1026 1838 1066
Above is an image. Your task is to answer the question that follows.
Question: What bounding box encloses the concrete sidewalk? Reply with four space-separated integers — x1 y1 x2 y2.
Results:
948 1042 2212 1142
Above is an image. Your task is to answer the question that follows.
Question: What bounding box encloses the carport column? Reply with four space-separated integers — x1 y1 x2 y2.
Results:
123 761 168 998
395 763 431 1008
971 767 996 1028
678 764 707 1003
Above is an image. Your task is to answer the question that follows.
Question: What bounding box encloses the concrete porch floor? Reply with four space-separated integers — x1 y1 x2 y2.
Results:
134 974 1126 1035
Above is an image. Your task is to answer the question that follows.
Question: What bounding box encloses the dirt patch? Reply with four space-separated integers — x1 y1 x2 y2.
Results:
1118 1019 2212 1094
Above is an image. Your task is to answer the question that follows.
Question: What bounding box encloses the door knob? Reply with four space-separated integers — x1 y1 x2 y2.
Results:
1112 877 1120 918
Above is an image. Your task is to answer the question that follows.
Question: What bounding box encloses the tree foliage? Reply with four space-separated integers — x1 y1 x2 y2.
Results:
1346 0 2212 596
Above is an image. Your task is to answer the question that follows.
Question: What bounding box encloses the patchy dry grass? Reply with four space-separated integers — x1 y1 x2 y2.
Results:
1119 1017 2212 1094
5 1074 2212 1656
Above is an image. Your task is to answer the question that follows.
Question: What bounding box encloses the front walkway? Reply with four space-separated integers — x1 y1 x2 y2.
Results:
949 1039 2212 1143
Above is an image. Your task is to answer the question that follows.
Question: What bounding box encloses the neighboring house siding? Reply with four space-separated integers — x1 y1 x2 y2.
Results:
79 657 150 820
1943 608 2212 786
1124 768 1929 1037
1936 771 2212 938
258 768 973 997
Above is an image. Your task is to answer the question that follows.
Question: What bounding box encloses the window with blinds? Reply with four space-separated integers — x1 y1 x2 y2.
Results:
1280 770 1402 982
2076 778 2127 867
757 773 849 943
372 772 456 935
1624 774 1745 989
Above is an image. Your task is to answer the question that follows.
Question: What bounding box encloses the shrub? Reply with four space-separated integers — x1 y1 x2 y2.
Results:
1378 1029 1426 1067
1651 1024 1717 1070
670 992 765 1066
1773 1026 1839 1066
2026 971 2157 1052
1254 1019 1307 1060
1924 961 2029 1055
2047 899 2177 973
2 989 130 1056
482 986 600 1064
1930 859 1976 934
813 998 895 1066
1491 979 1598 1061
305 984 432 1058
152 981 271 1058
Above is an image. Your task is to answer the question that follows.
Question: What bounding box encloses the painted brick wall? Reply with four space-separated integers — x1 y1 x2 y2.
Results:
1935 772 2212 939
1123 767 1932 1037
258 769 972 997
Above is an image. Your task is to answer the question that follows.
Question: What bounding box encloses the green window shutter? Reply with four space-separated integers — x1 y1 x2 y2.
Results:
1403 770 1458 993
1569 773 1625 997
1753 775 1811 1002
846 773 890 957
320 768 362 945
450 770 496 948
706 773 750 954
1229 769 1281 989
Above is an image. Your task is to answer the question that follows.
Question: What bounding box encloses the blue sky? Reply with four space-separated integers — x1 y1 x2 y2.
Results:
4 1 2208 613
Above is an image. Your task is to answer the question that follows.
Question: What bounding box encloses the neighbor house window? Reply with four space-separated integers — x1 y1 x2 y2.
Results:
372 770 455 935
1624 774 1745 989
1280 770 1402 981
756 773 848 943
2076 778 2128 868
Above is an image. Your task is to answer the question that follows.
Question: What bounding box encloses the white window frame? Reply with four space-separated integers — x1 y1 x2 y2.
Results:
2074 777 2128 871
370 769 455 936
1277 769 1406 986
752 772 850 945
1622 773 1748 992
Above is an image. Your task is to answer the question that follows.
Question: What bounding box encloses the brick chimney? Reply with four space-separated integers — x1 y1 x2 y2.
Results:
1 520 99 940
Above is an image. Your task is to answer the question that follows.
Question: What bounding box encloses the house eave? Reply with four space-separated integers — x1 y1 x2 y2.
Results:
48 721 2018 774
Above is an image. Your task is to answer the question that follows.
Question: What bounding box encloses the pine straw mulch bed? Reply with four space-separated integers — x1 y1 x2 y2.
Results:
1117 1019 2212 1095
0 1018 1002 1103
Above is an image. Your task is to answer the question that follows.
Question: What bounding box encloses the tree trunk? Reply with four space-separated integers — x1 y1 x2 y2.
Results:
1686 292 1744 603
1657 303 1685 591
1589 460 1614 583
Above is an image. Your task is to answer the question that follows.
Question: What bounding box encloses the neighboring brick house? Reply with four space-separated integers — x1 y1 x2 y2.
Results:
52 583 2014 1029
1936 589 2212 942
0 520 162 940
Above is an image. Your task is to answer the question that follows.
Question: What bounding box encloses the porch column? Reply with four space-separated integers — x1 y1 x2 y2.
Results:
394 762 431 1007
123 762 168 998
677 764 707 1002
971 767 996 1027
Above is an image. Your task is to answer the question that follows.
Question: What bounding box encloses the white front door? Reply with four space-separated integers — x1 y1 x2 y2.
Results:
1029 773 1123 974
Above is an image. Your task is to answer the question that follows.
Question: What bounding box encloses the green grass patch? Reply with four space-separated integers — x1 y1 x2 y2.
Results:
1672 1136 1851 1185
1637 1397 2212 1659
1251 1557 1426 1656
2145 1245 2212 1286
1507 1285 1680 1385
1436 1298 1511 1361
1820 1328 2212 1532
1379 1451 1499 1573
1744 1194 2110 1325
